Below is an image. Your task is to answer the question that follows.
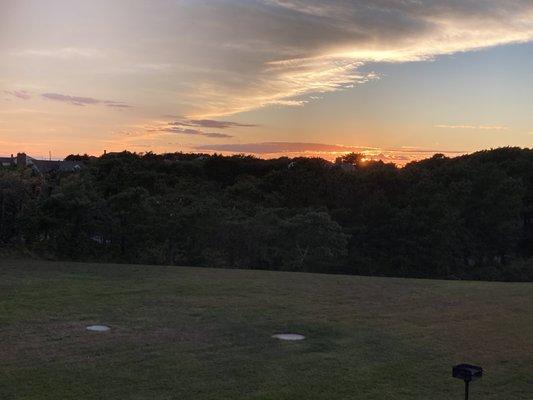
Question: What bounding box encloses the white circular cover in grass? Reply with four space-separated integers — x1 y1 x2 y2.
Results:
86 325 110 332
272 333 305 341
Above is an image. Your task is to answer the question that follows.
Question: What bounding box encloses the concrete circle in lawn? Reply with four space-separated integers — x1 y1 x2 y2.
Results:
86 325 110 332
272 333 306 341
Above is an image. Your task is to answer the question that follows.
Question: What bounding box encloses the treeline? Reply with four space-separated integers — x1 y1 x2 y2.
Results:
1 147 532 280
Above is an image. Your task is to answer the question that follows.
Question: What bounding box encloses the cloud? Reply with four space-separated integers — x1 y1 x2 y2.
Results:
195 141 466 165
4 90 32 100
195 142 373 154
8 2 532 119
169 1 533 117
435 124 509 131
268 99 308 107
170 119 257 129
42 93 131 108
103 101 133 109
13 47 104 59
108 63 174 75
161 127 233 139
42 93 100 106
142 120 237 139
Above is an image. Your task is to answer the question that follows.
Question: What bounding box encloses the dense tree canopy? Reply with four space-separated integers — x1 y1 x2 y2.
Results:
2 147 533 281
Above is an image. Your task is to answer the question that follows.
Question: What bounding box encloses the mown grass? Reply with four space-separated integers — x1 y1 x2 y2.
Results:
1 260 532 399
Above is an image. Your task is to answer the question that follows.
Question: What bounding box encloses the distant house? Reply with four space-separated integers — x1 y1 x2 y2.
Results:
0 153 84 174
0 155 15 167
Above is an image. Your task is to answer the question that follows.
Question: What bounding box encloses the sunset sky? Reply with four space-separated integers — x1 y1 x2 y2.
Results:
1 0 532 164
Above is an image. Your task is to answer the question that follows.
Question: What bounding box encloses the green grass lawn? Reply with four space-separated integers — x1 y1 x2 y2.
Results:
1 260 532 399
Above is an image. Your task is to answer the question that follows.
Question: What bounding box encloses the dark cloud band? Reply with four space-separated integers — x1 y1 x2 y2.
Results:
42 93 131 108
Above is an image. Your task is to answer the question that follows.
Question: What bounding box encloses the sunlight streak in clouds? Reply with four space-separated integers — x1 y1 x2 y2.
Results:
195 142 467 165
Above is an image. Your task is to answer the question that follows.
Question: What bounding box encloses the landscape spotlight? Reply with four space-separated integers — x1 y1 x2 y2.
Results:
452 364 483 400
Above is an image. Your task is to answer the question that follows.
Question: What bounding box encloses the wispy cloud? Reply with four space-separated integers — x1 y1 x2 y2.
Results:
4 90 32 100
167 1 533 117
169 119 257 129
42 93 131 108
162 127 232 138
435 124 509 131
188 58 374 117
13 47 104 59
140 120 237 139
269 99 309 107
103 101 133 109
147 118 257 139
42 93 100 106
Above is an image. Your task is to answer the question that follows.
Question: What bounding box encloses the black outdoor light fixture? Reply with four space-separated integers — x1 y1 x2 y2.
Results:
452 364 483 400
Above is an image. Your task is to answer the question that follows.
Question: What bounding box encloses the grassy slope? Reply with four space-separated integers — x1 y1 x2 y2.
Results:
1 260 532 400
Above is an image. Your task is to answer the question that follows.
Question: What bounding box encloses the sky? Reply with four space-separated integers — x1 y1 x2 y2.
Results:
1 0 532 164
